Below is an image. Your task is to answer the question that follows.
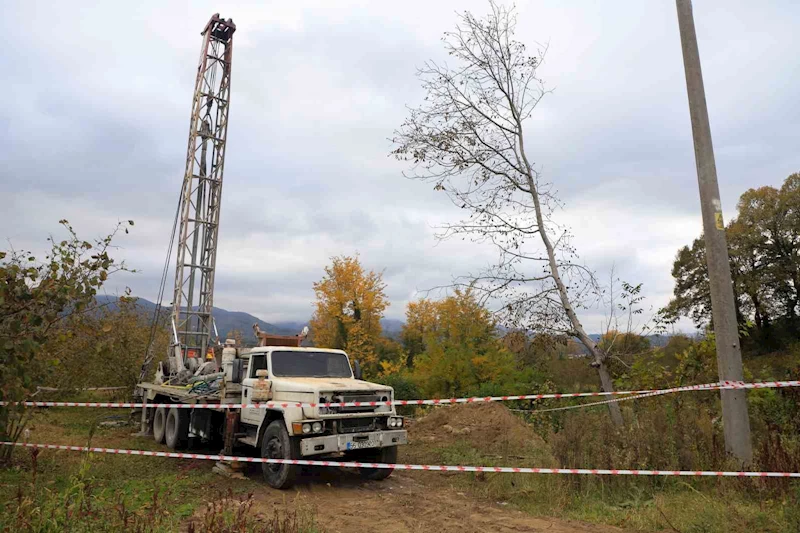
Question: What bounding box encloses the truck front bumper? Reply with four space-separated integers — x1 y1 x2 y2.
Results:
299 429 408 457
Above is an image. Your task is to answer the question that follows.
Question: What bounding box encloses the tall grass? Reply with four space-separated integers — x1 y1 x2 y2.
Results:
1 448 179 532
0 448 322 533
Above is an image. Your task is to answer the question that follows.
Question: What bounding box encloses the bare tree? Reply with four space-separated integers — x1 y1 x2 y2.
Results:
391 2 623 425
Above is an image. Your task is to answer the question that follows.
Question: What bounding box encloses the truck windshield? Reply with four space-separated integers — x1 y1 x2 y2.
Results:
271 351 352 378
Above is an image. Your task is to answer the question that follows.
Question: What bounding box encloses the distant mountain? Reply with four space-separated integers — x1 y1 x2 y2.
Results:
381 318 404 339
568 333 671 355
271 321 309 335
96 295 297 342
586 333 670 348
276 318 404 337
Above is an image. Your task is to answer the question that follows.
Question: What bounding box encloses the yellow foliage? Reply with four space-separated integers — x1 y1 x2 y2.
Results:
598 329 650 357
378 357 407 378
43 297 169 388
309 255 388 377
403 289 522 397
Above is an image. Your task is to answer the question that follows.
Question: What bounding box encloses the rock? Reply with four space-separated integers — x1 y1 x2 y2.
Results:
213 461 247 479
99 420 128 428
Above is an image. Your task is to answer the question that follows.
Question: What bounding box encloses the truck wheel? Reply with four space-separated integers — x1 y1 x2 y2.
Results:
355 446 397 481
152 406 167 444
165 407 189 450
261 421 300 489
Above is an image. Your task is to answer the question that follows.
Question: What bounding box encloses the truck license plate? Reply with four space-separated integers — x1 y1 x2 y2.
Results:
346 439 378 450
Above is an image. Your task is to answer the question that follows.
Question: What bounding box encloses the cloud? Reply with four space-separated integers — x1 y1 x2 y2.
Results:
1 0 798 335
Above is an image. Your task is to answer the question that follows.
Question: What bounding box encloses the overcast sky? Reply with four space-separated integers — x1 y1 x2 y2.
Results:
1 1 798 333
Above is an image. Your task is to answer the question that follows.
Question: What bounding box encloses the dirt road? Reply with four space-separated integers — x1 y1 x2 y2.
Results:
246 468 622 533
29 405 626 532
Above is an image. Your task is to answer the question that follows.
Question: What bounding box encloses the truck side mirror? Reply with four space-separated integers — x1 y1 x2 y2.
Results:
353 360 362 380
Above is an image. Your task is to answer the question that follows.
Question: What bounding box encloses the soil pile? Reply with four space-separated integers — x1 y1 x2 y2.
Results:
409 402 553 461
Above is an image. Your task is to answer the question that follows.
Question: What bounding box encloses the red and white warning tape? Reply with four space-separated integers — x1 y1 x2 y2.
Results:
3 442 798 478
1 380 797 410
526 389 670 414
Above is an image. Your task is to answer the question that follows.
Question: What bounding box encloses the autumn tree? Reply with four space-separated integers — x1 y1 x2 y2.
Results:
399 298 438 368
374 336 406 376
502 330 565 373
406 289 526 397
598 330 650 359
309 255 388 376
565 338 586 357
0 220 131 461
392 2 623 424
597 330 651 379
43 296 170 390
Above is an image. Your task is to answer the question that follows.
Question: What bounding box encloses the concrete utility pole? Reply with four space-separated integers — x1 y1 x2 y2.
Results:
675 0 753 465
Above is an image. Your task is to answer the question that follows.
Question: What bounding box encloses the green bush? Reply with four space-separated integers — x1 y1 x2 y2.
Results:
376 372 420 400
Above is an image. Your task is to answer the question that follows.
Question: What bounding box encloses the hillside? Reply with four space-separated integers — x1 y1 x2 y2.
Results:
96 295 299 341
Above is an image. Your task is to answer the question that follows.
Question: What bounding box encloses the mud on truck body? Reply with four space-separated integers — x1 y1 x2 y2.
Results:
138 342 408 489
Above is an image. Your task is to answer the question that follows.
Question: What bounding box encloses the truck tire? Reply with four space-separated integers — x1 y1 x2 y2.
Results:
152 406 167 444
355 446 397 481
165 407 189 450
261 420 300 489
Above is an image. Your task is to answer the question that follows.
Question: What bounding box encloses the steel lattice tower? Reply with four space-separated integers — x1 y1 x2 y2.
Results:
170 14 235 374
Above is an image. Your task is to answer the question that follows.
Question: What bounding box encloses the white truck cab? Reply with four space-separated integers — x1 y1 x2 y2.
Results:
236 346 408 488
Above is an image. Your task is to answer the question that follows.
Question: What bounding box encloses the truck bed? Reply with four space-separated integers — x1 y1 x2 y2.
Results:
138 381 242 407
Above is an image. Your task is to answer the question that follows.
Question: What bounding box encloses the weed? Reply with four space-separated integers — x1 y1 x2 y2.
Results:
0 454 180 532
187 489 322 533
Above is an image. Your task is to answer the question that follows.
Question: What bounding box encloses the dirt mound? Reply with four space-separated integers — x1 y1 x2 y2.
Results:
409 402 552 459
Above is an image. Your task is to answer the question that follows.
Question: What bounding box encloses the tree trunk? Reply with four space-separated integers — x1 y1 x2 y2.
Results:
572 328 625 427
595 359 625 426
791 273 800 318
516 129 624 427
751 293 763 330
733 287 745 327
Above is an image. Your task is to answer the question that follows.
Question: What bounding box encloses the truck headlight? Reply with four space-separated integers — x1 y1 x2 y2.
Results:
388 417 403 428
302 423 311 434
312 422 323 433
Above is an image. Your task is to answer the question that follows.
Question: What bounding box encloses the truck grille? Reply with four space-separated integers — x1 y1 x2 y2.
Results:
338 417 376 434
322 392 385 414
340 393 381 412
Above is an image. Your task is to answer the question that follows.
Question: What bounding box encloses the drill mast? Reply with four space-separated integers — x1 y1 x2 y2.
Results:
169 14 236 377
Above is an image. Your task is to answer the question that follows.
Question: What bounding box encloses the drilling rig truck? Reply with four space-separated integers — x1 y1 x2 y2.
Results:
136 14 407 490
